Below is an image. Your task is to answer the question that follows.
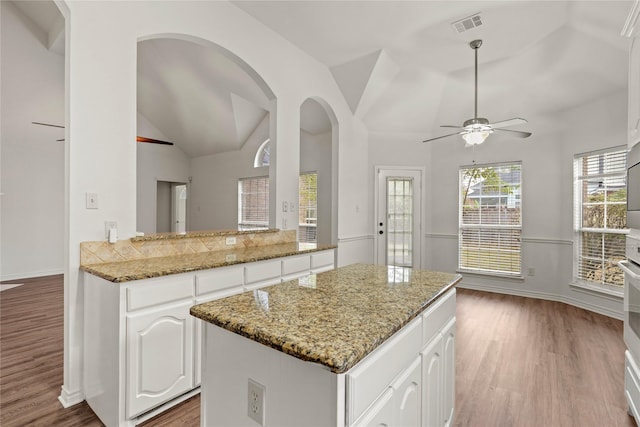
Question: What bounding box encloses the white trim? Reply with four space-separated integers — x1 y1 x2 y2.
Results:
425 233 456 239
570 281 624 299
338 235 374 243
58 385 85 408
458 281 623 320
1 268 64 282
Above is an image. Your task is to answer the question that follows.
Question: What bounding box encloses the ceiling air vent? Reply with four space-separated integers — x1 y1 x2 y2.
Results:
451 13 483 34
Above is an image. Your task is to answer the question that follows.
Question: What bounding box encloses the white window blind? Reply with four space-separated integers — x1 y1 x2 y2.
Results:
299 172 317 244
573 147 627 287
238 176 269 230
459 163 522 276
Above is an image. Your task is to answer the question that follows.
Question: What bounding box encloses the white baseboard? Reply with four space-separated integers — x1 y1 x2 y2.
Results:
58 385 84 408
458 282 623 320
1 268 64 282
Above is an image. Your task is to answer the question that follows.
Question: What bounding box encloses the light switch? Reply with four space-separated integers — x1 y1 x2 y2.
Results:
86 192 98 209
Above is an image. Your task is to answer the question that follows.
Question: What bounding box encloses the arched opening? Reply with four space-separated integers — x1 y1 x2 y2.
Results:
136 35 276 233
299 97 338 246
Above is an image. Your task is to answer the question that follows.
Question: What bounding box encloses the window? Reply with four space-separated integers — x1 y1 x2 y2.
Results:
573 147 627 288
299 172 317 244
254 139 270 168
238 177 269 230
459 163 522 276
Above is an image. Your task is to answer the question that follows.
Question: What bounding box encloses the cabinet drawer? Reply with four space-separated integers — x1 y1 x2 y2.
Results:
346 316 422 425
126 275 194 312
195 266 244 296
422 288 456 345
245 259 281 284
282 255 311 276
311 250 334 270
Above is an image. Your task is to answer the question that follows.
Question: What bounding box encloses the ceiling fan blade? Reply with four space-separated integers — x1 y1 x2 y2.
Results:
422 132 463 143
493 128 532 138
136 136 174 146
440 125 464 129
32 121 64 128
489 118 528 129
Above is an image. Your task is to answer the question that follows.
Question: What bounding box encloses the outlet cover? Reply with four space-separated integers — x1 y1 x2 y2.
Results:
104 221 117 240
247 379 265 426
226 236 237 245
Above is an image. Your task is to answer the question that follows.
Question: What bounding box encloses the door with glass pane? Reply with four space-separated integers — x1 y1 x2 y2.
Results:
376 169 422 268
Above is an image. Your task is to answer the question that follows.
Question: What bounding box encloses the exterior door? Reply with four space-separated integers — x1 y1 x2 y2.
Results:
376 168 422 268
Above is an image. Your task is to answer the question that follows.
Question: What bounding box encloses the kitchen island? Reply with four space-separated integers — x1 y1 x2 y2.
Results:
190 263 461 427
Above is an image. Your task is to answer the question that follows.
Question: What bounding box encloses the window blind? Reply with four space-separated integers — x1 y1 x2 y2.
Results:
573 147 627 287
238 176 269 230
459 163 522 275
298 172 318 243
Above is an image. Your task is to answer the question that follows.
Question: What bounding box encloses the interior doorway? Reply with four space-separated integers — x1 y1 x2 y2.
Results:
156 181 187 233
375 168 423 268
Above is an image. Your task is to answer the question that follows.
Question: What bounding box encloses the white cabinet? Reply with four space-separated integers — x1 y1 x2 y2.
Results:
245 259 282 290
84 248 335 426
420 290 456 427
441 319 456 427
392 357 422 427
198 287 455 427
421 334 442 427
353 388 394 427
126 301 194 418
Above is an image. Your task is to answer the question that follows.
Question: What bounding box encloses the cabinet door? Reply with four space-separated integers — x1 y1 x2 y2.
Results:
127 301 194 418
421 334 443 427
441 319 456 427
392 356 422 427
353 388 394 427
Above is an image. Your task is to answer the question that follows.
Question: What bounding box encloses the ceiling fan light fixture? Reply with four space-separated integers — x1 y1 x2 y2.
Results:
462 130 490 145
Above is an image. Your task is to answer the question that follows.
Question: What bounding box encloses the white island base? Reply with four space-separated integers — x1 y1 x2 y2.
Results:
199 288 456 427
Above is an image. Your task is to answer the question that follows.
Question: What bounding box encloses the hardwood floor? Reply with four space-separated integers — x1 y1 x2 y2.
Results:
0 276 634 426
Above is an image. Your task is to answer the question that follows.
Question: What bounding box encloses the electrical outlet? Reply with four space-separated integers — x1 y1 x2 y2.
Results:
225 236 236 245
104 221 117 240
247 379 265 426
225 253 237 262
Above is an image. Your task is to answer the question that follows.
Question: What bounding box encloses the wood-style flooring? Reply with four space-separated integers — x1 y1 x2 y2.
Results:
0 275 635 426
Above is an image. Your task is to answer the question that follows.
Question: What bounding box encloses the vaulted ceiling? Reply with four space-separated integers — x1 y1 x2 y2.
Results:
15 0 633 155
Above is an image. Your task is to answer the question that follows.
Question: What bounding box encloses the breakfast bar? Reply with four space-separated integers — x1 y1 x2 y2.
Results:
190 263 461 427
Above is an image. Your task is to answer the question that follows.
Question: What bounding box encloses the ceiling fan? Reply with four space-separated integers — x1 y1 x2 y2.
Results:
422 39 531 146
32 122 174 145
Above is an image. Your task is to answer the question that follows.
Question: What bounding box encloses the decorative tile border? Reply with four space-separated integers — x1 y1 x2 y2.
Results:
81 229 297 266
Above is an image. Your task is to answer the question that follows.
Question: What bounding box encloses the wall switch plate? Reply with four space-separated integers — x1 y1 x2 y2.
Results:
247 379 265 426
104 221 117 240
225 236 236 245
282 201 288 212
527 267 535 277
86 192 98 209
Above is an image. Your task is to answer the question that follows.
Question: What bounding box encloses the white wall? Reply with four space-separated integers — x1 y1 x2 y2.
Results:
61 0 369 405
136 112 190 234
369 90 628 319
1 1 65 280
189 113 270 230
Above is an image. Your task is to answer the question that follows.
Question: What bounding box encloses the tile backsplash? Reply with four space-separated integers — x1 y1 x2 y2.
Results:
80 229 296 266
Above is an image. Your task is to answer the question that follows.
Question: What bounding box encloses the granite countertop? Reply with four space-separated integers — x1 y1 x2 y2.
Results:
81 243 336 283
190 263 461 374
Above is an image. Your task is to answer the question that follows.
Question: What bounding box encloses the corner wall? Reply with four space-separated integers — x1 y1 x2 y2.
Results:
1 1 65 280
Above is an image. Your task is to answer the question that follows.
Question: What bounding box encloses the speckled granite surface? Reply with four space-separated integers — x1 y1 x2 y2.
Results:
81 243 335 283
130 228 280 242
190 263 461 374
